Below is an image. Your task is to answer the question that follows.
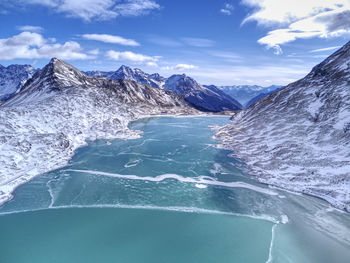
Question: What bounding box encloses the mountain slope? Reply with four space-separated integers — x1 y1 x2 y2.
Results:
218 85 282 107
0 64 36 101
164 74 242 112
0 58 197 206
216 41 350 211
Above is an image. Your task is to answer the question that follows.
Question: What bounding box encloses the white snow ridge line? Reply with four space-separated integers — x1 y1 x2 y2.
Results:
66 169 279 196
266 224 277 263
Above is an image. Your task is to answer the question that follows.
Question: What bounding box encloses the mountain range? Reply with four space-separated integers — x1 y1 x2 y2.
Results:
216 41 350 211
218 85 283 107
85 66 242 112
0 62 281 112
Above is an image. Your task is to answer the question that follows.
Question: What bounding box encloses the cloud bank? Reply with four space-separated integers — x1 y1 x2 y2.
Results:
82 34 139 46
0 32 92 60
242 0 350 54
2 0 160 21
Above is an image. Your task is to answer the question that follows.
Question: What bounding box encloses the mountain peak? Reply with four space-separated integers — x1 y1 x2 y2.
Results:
44 57 82 77
117 65 132 73
49 57 60 63
48 57 66 68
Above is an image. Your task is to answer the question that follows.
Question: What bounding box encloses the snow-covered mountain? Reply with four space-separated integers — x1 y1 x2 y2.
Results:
0 64 36 101
218 85 282 107
84 65 166 89
86 66 242 112
0 58 198 206
164 74 242 112
216 41 350 211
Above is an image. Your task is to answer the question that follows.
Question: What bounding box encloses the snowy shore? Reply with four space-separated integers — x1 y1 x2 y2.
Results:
0 87 202 207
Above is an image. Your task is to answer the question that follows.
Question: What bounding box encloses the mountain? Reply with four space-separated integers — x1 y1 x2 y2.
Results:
218 85 282 107
164 74 242 112
0 58 198 206
204 85 243 109
86 66 242 112
0 64 36 101
244 88 281 108
84 65 166 89
216 41 350 211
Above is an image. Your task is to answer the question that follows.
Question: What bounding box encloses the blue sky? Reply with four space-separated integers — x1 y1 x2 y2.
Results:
0 0 349 86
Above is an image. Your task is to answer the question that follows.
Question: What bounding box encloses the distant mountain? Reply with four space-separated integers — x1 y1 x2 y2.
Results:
164 74 242 112
0 64 36 101
218 85 282 107
244 88 281 108
216 41 350 211
204 85 242 108
0 58 198 206
84 65 166 89
86 66 242 112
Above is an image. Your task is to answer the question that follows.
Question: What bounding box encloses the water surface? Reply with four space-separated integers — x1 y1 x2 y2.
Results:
0 117 349 263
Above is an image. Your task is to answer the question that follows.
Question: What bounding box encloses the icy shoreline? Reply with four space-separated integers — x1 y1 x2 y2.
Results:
0 112 211 207
0 82 206 208
215 126 350 213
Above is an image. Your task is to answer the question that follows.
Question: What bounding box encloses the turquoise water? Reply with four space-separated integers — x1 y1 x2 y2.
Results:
0 116 350 263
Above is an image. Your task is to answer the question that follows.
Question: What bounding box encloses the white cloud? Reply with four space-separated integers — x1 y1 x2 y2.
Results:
145 61 158 67
0 32 92 60
161 64 198 71
181 37 215 47
310 46 342 53
82 34 139 46
220 3 234 15
242 0 350 54
175 64 198 70
88 48 100 55
106 50 158 63
4 0 160 21
113 0 160 16
16 25 44 33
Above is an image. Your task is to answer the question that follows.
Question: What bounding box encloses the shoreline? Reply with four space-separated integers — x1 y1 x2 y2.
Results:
3 112 347 216
0 112 230 208
214 138 350 213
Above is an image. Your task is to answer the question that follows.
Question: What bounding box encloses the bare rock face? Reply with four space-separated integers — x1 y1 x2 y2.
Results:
216 41 350 211
0 58 198 206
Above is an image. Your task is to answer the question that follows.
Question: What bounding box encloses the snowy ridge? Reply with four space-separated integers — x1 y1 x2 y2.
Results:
84 65 166 89
216 41 350 211
0 64 36 101
0 58 199 207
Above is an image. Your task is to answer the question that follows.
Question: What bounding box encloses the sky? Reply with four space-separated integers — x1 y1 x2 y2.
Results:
0 0 349 86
